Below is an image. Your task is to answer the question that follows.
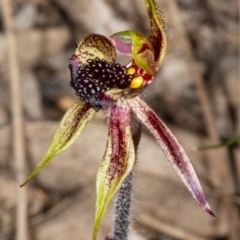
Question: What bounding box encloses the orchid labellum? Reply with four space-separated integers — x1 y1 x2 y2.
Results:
21 0 215 239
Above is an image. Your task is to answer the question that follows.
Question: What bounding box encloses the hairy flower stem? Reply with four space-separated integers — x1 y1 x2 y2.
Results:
106 113 142 240
112 172 133 240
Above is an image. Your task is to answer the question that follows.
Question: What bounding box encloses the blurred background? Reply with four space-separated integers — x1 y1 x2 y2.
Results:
0 0 239 239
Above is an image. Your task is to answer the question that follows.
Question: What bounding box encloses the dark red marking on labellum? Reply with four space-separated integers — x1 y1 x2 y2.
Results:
69 56 133 111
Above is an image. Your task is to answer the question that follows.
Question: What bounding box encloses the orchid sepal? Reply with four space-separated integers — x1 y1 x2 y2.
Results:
128 97 215 218
20 101 95 187
145 0 167 70
94 101 135 239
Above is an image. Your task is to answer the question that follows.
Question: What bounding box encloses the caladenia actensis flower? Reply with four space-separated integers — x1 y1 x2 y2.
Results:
21 0 216 239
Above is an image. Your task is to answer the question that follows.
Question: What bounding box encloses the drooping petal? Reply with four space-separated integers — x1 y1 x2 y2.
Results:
94 101 135 240
73 34 117 65
110 31 156 76
128 97 215 217
145 0 167 70
20 101 95 187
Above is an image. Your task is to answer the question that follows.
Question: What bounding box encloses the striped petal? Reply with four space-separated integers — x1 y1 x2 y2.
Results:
73 34 117 65
94 101 135 240
128 97 215 217
145 0 167 70
21 101 95 187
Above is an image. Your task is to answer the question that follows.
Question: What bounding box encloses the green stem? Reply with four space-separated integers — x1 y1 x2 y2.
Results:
198 135 240 151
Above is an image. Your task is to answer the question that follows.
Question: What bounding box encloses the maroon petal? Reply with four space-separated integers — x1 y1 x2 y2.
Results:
128 97 215 217
94 101 135 239
145 0 167 70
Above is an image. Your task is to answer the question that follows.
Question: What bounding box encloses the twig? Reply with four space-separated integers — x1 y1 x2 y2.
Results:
197 135 240 151
139 213 214 240
1 1 29 240
168 1 238 239
0 197 73 239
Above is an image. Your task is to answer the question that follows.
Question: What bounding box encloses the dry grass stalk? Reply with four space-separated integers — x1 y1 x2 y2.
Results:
1 0 29 239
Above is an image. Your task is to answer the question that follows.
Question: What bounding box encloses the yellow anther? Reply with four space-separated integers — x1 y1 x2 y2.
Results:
127 67 136 75
130 76 144 89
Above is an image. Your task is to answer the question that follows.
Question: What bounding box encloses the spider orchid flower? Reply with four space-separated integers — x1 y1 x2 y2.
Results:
21 0 215 239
